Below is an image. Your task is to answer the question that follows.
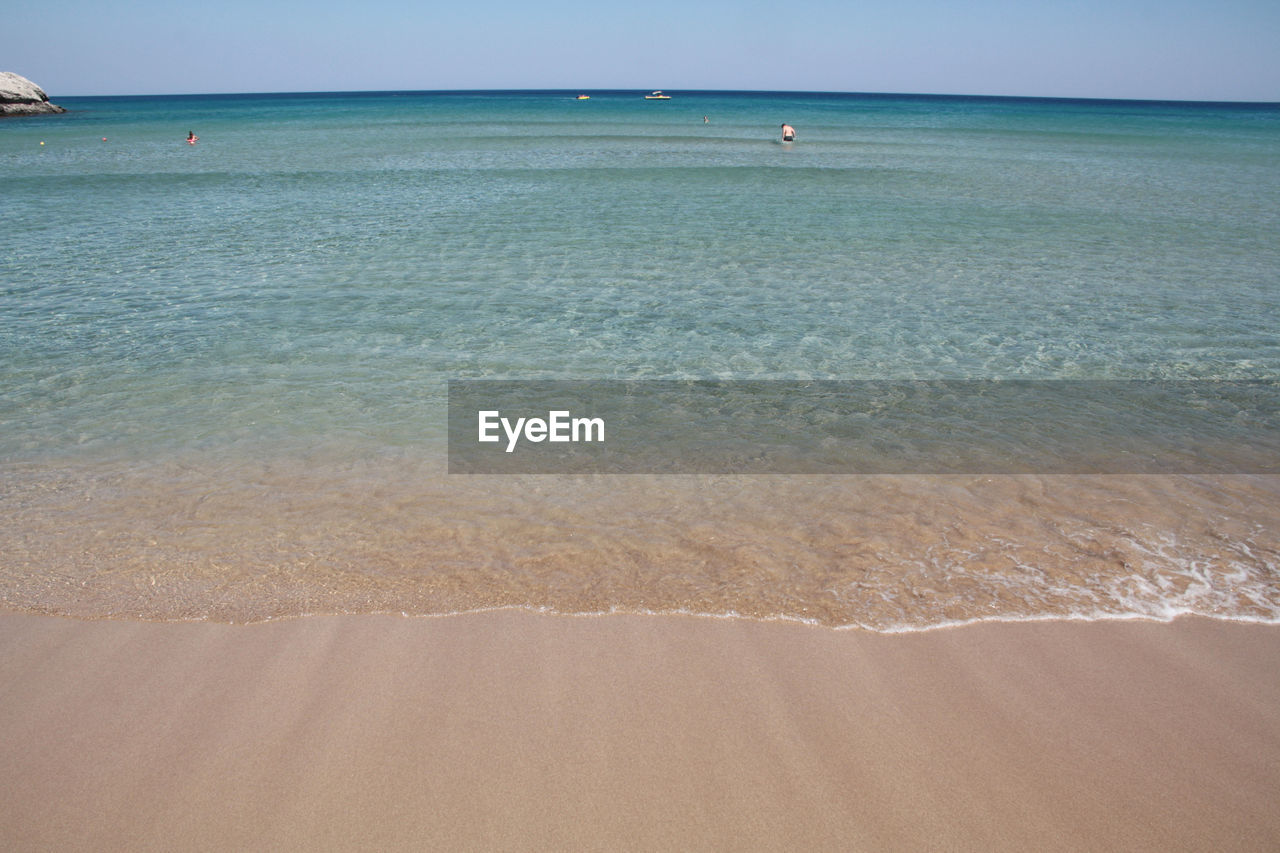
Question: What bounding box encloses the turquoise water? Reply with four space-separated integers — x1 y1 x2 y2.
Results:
3 91 1279 626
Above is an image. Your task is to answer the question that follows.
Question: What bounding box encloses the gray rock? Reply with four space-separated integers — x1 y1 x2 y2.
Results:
0 72 67 116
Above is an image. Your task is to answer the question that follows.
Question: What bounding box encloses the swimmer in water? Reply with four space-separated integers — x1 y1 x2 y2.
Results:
781 123 796 142
187 131 198 145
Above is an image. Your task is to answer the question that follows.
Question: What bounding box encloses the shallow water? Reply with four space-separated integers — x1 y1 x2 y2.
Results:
3 90 1278 628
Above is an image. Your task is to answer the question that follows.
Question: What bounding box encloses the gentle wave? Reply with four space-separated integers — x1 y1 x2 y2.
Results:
4 455 1277 630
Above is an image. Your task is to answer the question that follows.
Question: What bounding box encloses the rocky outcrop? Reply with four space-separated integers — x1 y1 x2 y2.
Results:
1 72 67 116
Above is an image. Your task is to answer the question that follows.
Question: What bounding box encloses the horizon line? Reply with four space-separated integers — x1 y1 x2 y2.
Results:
48 87 1280 107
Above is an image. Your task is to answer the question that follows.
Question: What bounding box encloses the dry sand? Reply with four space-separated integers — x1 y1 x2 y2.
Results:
1 610 1277 851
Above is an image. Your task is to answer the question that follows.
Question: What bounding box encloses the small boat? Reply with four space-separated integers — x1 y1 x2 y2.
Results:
576 94 590 100
644 91 671 100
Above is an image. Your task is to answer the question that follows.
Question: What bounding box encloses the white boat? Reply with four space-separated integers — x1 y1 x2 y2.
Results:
644 91 671 100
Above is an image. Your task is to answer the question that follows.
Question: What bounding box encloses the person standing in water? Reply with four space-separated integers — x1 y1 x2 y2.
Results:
780 123 796 142
187 131 198 145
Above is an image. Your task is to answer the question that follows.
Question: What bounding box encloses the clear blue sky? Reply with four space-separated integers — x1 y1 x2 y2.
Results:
9 0 1279 101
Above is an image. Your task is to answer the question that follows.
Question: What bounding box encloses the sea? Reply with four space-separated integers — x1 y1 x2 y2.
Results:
3 89 1279 629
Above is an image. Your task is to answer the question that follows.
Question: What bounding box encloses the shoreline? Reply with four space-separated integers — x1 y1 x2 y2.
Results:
2 609 1277 851
7 461 1278 629
9 601 1280 633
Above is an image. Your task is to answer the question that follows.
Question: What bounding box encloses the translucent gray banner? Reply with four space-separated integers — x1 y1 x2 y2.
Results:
447 380 1280 474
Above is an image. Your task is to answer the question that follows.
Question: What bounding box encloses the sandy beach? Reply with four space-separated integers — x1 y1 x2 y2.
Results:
1 610 1277 851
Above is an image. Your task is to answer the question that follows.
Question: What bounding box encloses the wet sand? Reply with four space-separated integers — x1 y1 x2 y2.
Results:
1 610 1277 851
